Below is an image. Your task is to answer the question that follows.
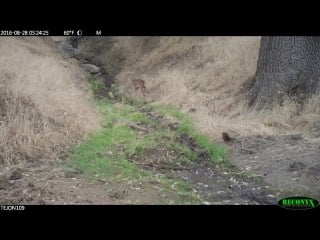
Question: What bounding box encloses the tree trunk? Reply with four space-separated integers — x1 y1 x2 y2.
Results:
249 37 320 109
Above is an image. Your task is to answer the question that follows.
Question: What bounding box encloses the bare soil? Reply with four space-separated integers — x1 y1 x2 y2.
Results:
0 163 114 205
3 105 317 205
1 37 319 205
229 132 320 200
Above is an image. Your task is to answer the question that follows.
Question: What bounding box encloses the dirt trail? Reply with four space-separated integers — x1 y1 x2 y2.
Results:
0 163 115 205
1 37 318 205
2 102 318 205
229 132 320 200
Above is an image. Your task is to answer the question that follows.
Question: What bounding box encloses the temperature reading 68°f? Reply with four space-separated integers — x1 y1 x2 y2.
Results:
64 30 74 36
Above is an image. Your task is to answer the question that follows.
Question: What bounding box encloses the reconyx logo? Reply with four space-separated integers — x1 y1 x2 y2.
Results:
278 196 319 210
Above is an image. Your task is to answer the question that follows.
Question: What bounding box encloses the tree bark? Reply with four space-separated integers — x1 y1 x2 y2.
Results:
249 37 320 109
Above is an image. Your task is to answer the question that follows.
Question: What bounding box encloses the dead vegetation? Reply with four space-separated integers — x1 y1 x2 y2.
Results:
2 35 318 166
1 36 320 204
78 36 320 140
0 37 101 166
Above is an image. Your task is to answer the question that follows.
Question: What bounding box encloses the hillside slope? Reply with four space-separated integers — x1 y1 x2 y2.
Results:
77 37 320 198
78 37 320 137
0 37 101 165
1 36 319 204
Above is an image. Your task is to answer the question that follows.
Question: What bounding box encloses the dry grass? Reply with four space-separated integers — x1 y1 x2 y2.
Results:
1 36 316 166
0 37 101 165
109 37 320 140
292 95 320 131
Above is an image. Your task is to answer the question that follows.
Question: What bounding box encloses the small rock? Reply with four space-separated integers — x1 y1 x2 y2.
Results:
307 164 320 176
288 161 307 171
65 169 83 178
65 171 78 178
82 64 101 74
0 176 8 190
47 175 55 180
38 199 46 205
289 133 303 140
109 189 128 199
9 169 23 180
59 42 80 58
108 92 115 99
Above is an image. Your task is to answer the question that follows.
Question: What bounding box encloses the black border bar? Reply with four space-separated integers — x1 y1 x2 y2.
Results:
1 205 319 217
1 23 320 36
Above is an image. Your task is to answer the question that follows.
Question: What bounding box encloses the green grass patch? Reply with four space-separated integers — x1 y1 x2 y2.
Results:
160 179 202 204
69 93 230 204
71 99 227 177
96 100 150 125
167 140 197 164
154 104 186 120
194 134 228 164
127 112 150 123
87 76 104 94
177 118 196 135
69 100 152 179
70 124 149 179
125 135 159 158
155 104 228 164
